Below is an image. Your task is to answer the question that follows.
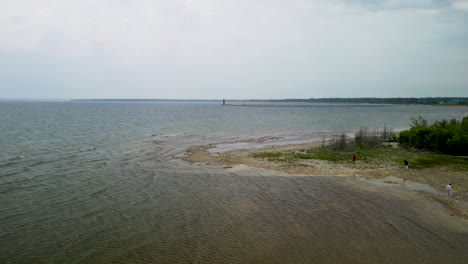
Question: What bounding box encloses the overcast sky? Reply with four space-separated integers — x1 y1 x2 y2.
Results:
1 0 467 99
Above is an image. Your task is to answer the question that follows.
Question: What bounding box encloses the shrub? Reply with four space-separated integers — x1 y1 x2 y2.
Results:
398 116 468 155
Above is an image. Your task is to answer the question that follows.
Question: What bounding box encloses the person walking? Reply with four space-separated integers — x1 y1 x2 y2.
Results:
446 183 452 197
404 160 409 170
352 154 357 163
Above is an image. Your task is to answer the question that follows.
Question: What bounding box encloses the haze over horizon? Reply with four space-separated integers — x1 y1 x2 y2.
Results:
1 0 468 100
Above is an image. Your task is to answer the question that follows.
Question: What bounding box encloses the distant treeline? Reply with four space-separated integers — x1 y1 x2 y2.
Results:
399 116 468 156
70 98 468 105
253 97 468 105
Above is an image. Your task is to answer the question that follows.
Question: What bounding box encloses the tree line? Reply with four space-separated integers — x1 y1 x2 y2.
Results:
398 116 468 155
255 97 468 105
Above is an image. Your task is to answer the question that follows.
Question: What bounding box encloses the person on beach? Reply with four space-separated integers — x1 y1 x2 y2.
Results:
352 154 357 163
446 183 452 197
404 160 409 170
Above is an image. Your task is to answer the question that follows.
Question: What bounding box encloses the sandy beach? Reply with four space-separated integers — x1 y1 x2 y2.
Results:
184 139 468 218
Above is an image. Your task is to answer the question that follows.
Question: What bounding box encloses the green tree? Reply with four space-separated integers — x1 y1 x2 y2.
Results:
398 116 468 155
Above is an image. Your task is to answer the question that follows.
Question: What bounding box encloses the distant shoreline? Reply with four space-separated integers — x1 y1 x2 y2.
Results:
223 103 392 107
2 98 466 107
69 97 468 106
224 103 468 109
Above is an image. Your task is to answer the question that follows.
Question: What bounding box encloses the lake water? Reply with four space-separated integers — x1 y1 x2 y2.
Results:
1 101 468 263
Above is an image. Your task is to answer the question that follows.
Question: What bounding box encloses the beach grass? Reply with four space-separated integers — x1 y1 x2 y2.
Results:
251 145 468 171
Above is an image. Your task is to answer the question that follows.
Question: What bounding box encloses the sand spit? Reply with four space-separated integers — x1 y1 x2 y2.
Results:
185 141 403 177
184 141 468 218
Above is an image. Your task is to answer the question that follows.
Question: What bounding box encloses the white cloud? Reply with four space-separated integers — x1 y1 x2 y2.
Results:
452 0 468 10
0 0 467 98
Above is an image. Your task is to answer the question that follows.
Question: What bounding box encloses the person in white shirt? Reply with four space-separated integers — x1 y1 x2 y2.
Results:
446 183 452 197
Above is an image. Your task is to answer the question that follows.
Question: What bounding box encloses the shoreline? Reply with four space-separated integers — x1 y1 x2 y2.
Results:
221 102 468 109
184 140 468 218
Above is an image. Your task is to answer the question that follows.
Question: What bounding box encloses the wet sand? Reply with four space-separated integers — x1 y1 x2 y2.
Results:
185 141 405 177
184 140 468 218
180 143 468 263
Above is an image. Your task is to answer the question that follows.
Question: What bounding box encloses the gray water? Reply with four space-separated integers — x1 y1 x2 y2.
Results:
1 101 468 263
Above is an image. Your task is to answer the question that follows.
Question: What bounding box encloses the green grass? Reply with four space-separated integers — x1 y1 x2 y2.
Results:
411 154 468 169
251 152 282 159
251 145 468 171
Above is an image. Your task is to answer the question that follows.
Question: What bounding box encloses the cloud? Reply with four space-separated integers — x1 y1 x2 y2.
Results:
340 0 453 11
0 0 467 98
451 0 468 10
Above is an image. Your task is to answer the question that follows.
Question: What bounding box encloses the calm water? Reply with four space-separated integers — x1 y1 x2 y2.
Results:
1 101 468 263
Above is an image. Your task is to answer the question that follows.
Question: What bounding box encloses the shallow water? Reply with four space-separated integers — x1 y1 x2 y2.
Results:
1 101 468 263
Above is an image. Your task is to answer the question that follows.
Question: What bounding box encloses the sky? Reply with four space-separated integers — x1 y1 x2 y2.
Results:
1 0 467 99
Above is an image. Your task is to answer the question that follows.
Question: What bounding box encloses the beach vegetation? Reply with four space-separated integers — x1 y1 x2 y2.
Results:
250 119 468 171
251 144 468 170
331 125 396 151
251 152 282 159
398 116 468 155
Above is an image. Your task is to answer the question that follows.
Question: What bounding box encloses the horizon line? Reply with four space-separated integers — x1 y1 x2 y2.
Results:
1 96 468 102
